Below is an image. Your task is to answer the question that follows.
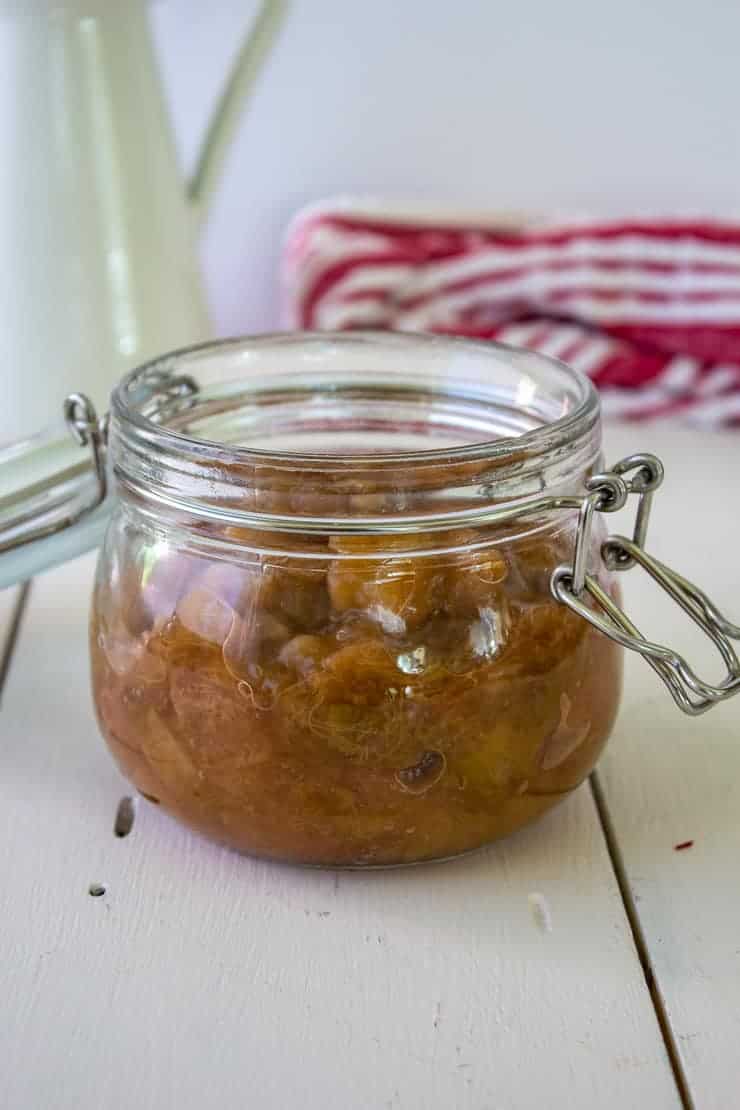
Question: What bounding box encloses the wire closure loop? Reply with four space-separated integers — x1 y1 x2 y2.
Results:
569 472 629 596
63 393 107 507
603 454 664 570
552 453 740 716
0 393 108 560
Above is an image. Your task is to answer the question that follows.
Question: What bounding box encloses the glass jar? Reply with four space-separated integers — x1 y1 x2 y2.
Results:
2 333 738 867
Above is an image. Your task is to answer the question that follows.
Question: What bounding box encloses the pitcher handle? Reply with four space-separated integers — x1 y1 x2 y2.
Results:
186 0 289 226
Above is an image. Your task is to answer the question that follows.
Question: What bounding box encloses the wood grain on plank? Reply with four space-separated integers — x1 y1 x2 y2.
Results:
0 553 679 1109
599 423 740 1110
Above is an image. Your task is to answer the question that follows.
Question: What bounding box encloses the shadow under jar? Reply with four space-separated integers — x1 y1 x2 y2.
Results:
90 332 623 867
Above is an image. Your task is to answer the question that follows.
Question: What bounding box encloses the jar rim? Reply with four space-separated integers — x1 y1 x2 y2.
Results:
108 331 602 534
111 330 600 470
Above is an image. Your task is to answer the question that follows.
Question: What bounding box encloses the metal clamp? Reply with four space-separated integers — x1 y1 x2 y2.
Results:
63 393 108 508
0 371 198 562
553 453 740 715
0 393 108 557
602 453 664 570
568 471 629 595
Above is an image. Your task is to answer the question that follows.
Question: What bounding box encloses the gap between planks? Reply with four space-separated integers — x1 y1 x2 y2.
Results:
0 582 32 704
590 770 694 1110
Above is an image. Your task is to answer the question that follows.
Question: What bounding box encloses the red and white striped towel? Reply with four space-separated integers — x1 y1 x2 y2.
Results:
283 203 740 427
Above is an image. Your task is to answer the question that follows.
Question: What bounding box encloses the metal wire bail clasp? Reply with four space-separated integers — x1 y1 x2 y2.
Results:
64 393 108 508
552 453 740 716
0 392 109 562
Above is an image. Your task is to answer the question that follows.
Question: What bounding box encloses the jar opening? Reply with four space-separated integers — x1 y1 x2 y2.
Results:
109 332 601 534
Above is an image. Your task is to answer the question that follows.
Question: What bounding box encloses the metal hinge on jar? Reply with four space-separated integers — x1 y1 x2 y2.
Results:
552 454 740 716
0 372 199 563
0 394 108 558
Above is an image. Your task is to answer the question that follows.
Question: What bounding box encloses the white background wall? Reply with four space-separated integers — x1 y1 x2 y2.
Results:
153 0 740 336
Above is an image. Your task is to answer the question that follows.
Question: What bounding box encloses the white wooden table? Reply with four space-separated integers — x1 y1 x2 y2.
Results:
1 423 737 1110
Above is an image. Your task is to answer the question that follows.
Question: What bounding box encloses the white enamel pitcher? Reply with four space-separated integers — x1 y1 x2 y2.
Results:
1 0 285 444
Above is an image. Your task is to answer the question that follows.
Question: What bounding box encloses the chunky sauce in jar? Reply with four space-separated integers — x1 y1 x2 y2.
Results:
91 519 622 866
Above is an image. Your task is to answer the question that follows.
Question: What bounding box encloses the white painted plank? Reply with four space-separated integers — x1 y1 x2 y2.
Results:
0 553 678 1109
599 422 740 1110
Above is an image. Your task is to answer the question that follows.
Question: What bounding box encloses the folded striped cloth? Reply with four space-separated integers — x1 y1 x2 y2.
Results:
283 203 740 427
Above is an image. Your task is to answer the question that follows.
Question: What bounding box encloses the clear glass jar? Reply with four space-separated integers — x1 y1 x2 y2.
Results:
90 333 622 866
3 332 736 867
